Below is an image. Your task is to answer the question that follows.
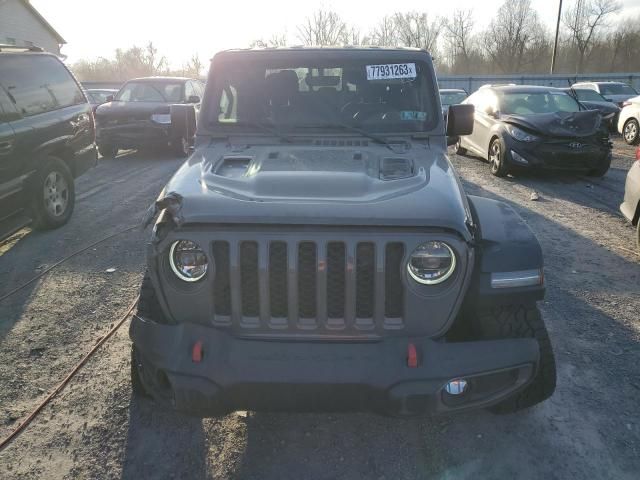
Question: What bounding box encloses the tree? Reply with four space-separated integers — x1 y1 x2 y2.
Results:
444 10 476 73
297 10 347 46
249 33 288 48
368 16 398 47
563 0 621 73
482 0 548 73
392 11 444 55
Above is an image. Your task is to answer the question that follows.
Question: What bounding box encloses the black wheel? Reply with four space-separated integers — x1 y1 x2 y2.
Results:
636 221 640 251
488 138 510 177
98 144 118 158
475 305 556 414
455 139 467 155
32 157 75 230
171 135 191 157
623 118 640 145
587 155 611 177
137 271 169 323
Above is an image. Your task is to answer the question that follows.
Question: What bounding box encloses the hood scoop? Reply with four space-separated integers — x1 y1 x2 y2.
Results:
380 157 414 180
214 156 252 178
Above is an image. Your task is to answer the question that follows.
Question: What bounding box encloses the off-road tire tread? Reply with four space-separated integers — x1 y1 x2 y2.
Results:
476 305 556 414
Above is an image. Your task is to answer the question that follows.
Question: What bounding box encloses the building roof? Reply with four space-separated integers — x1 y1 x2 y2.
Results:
20 0 65 44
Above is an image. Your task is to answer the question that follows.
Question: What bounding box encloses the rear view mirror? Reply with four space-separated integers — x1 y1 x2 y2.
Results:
106 95 114 102
446 104 474 137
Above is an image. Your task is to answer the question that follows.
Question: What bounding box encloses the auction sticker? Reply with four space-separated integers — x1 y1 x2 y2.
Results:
366 63 416 80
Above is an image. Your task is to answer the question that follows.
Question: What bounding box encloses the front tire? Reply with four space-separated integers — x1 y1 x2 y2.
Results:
623 118 640 145
171 135 191 157
489 138 510 177
475 305 556 414
32 157 75 230
98 144 119 158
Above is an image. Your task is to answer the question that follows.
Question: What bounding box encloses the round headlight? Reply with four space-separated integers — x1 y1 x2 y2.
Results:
169 240 208 282
407 241 456 285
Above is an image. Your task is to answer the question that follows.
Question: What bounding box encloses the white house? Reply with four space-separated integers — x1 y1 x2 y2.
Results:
0 0 65 54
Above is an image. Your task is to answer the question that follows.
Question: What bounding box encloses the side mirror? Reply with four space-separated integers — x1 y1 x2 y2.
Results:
446 104 475 137
106 95 114 102
187 95 201 104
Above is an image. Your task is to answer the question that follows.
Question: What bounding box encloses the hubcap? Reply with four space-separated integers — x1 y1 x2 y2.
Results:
43 171 69 217
625 122 638 142
490 142 501 171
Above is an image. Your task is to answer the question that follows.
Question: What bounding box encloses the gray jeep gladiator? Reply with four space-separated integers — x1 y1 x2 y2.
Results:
131 47 556 416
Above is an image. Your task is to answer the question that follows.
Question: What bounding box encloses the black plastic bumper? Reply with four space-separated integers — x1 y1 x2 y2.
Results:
97 121 172 149
130 316 539 416
505 138 610 171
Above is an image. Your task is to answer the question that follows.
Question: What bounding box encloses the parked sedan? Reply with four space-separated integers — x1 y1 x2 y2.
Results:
561 87 620 130
618 95 640 145
86 88 118 113
456 85 612 177
95 76 204 158
440 88 468 115
620 147 640 249
571 81 639 107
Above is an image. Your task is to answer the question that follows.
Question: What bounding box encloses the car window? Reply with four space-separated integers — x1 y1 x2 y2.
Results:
0 87 19 122
574 89 605 102
599 83 638 96
500 91 581 115
0 54 85 116
116 82 184 103
440 92 467 106
185 81 196 100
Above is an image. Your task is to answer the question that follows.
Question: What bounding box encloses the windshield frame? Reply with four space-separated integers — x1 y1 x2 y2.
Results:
201 50 442 138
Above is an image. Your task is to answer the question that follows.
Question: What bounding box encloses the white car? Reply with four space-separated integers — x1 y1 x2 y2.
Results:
618 95 640 145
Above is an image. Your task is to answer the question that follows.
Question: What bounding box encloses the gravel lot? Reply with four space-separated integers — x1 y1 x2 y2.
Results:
0 140 638 479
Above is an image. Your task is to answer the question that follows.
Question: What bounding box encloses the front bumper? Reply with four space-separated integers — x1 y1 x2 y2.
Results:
97 120 173 149
620 161 640 223
130 315 539 416
505 137 611 171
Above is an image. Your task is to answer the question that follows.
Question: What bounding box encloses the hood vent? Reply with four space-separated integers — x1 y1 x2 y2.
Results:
380 157 414 180
214 156 252 178
313 138 369 147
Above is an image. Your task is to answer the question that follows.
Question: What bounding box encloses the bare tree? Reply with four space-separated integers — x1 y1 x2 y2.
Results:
392 11 444 54
482 0 547 73
181 55 203 78
297 10 347 46
444 10 475 73
368 16 398 47
563 0 621 72
250 33 288 48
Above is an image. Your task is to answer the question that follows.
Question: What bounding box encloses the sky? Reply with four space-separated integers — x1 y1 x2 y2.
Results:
31 0 640 68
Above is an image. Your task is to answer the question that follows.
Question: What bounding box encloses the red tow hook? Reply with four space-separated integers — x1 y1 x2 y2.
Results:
192 340 203 363
407 343 418 368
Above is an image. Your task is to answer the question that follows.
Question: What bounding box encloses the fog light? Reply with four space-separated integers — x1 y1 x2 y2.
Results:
445 379 468 395
511 150 529 165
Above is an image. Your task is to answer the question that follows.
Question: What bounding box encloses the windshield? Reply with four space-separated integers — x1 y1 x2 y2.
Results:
115 82 184 102
440 92 467 105
574 89 605 102
499 91 581 115
209 56 437 134
88 91 111 103
599 83 638 96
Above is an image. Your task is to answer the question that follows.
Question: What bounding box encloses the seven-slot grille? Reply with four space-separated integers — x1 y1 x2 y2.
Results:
210 239 405 334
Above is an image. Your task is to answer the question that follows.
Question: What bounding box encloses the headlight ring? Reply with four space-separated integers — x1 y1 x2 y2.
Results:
169 240 208 282
407 241 457 285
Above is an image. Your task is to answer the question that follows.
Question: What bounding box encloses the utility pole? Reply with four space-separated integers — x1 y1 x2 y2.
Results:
551 0 563 74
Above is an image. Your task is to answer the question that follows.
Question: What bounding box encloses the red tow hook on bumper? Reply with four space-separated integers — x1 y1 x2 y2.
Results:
192 340 203 363
407 343 418 368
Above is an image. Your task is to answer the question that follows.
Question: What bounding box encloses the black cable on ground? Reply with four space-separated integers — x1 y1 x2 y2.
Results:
0 294 139 452
0 225 137 303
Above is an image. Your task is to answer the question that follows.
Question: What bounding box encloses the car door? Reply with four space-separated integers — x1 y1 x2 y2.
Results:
0 78 23 223
473 91 498 159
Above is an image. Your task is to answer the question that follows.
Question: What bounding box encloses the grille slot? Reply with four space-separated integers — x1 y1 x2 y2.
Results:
211 237 405 334
356 243 375 318
326 242 346 318
298 242 317 318
212 241 231 316
385 243 405 318
269 242 288 318
240 241 259 317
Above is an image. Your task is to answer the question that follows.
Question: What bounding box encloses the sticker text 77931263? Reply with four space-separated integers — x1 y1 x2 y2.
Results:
366 63 417 81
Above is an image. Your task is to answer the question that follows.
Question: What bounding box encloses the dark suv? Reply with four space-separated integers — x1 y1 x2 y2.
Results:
131 48 556 416
0 45 96 241
95 77 203 158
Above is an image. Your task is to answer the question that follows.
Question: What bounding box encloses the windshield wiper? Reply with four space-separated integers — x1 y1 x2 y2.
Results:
295 123 405 153
226 121 294 143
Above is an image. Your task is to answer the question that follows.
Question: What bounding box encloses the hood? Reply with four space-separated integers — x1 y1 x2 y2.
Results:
95 101 170 118
152 141 472 239
501 110 602 137
579 101 620 114
602 94 636 104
